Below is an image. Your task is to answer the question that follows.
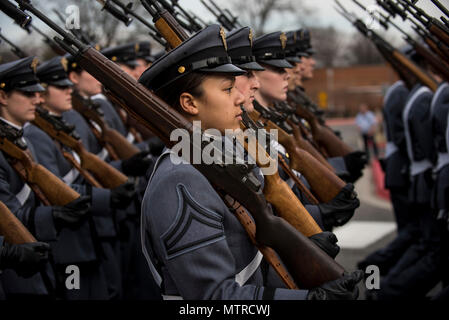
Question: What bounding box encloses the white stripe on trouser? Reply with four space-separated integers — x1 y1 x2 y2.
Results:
436 152 449 172
16 183 31 206
403 86 433 176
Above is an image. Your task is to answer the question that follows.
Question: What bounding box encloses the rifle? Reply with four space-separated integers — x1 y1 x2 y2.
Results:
0 28 27 58
376 1 449 61
156 0 199 33
335 0 440 92
11 0 346 288
287 90 354 157
354 0 449 81
0 121 80 206
0 200 36 244
71 90 140 160
168 0 204 32
200 0 235 31
52 9 95 46
32 106 128 189
397 0 449 47
141 0 189 49
95 0 167 47
0 0 31 30
95 0 132 26
431 0 449 20
29 25 66 56
248 110 346 203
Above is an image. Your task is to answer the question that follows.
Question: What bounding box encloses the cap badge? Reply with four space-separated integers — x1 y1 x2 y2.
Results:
60 57 68 72
220 27 228 51
0 83 5 89
112 56 117 62
249 29 253 47
31 58 39 73
178 66 186 74
280 33 287 50
135 43 140 53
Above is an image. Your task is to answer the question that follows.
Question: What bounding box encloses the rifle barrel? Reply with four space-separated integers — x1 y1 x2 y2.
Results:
431 0 449 19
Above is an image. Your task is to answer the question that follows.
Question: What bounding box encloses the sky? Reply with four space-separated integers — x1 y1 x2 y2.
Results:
0 0 447 48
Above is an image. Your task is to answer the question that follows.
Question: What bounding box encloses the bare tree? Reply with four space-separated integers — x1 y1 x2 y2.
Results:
308 26 347 68
342 33 384 66
230 0 313 35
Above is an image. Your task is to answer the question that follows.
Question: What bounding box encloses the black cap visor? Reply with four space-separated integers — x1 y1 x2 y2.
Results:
49 78 74 87
238 61 265 71
17 82 45 92
306 48 316 55
258 59 293 69
286 56 301 63
199 63 246 76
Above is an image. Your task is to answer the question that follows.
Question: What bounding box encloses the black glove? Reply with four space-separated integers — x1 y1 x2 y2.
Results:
318 183 360 230
52 196 91 230
343 151 368 183
110 180 136 210
379 158 386 173
307 270 364 300
147 137 165 157
121 151 154 176
0 241 50 278
437 209 449 232
309 231 340 259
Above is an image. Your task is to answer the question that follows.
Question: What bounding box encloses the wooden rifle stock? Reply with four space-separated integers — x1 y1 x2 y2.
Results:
413 42 449 81
32 113 128 189
61 150 102 188
0 200 36 244
0 137 80 206
277 154 319 204
249 111 345 203
71 92 140 160
236 132 322 237
392 50 439 92
429 23 449 47
425 37 449 61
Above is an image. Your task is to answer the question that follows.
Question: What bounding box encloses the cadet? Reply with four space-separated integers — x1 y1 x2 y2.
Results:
0 56 96 299
358 79 418 276
378 49 445 299
139 24 362 300
25 55 139 299
135 41 154 78
251 31 359 233
64 55 160 299
290 29 368 184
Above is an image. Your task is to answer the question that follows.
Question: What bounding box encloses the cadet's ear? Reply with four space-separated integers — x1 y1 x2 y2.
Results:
179 92 199 116
0 90 8 106
68 71 79 85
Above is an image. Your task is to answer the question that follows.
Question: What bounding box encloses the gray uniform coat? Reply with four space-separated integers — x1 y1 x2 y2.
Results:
141 151 309 300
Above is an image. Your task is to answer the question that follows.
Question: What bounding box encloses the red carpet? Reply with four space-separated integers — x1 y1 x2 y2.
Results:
371 159 390 201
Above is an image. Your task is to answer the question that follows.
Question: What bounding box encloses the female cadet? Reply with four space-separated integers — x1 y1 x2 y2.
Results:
251 31 359 233
0 56 92 299
138 25 362 300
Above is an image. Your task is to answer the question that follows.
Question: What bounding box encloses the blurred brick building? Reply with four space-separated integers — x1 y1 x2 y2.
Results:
303 63 399 118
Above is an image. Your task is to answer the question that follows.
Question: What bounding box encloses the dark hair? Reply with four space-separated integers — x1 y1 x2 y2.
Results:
155 72 209 113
